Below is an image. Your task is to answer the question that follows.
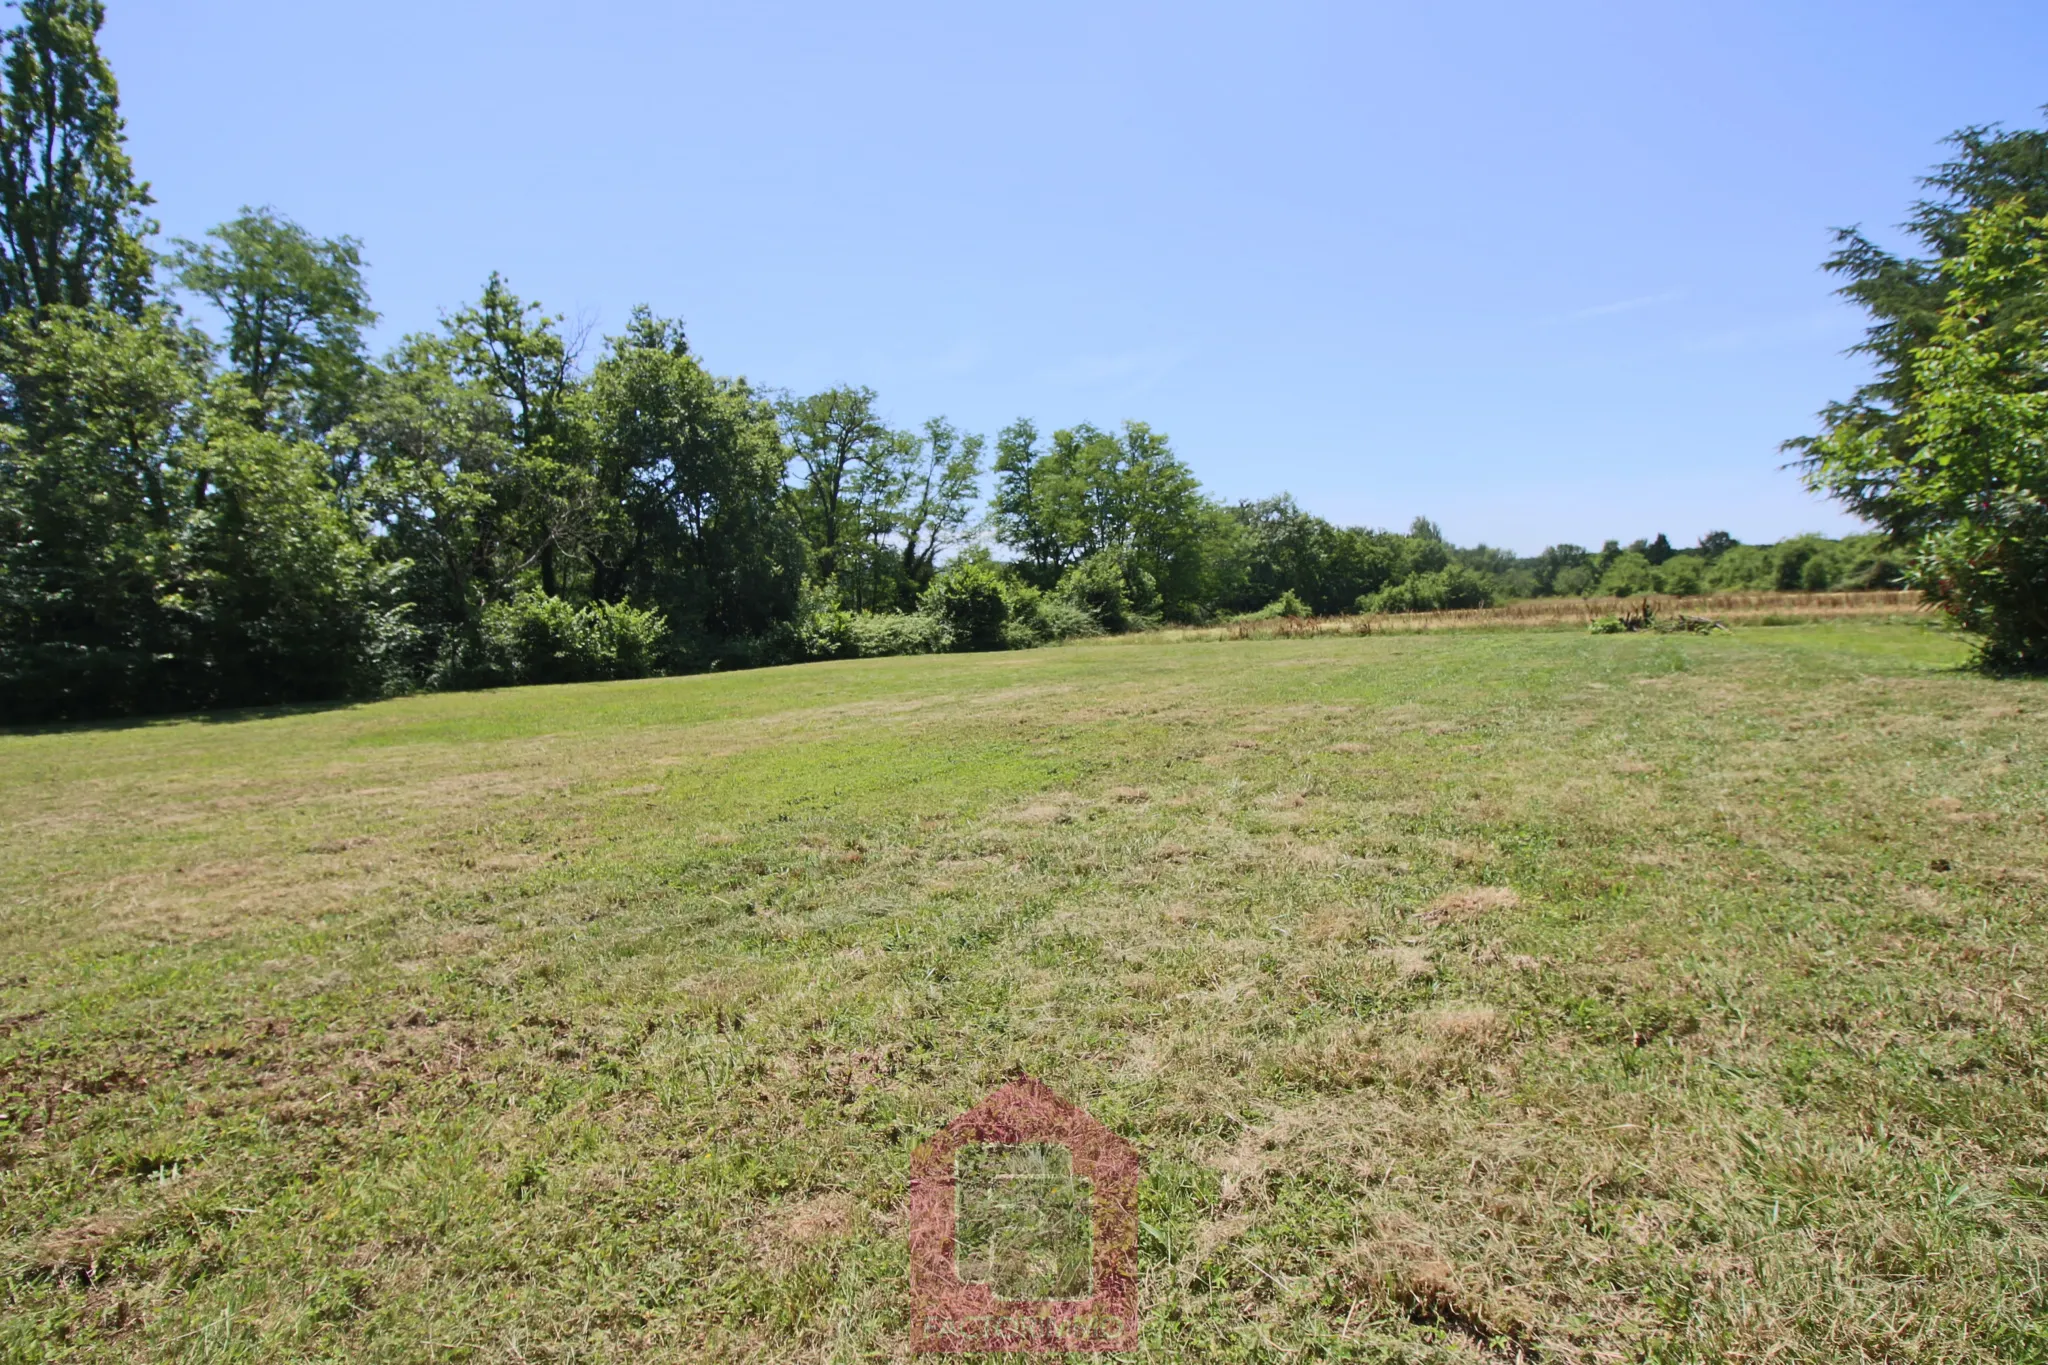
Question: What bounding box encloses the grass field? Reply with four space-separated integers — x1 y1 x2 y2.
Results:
3 621 2046 1362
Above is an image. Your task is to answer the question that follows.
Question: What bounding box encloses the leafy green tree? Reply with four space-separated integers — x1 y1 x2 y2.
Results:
1789 115 2048 525
443 274 586 598
1598 551 1659 597
1531 544 1591 596
585 309 801 641
1657 555 1705 596
172 208 375 436
891 416 982 591
350 333 523 681
0 305 198 714
992 417 1212 617
1054 548 1148 631
0 0 150 317
176 413 384 703
1402 517 1452 575
779 385 889 584
0 306 384 717
1222 495 1401 615
1804 197 2048 670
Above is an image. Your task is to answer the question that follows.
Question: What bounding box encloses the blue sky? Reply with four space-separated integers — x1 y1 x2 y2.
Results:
108 1 2048 553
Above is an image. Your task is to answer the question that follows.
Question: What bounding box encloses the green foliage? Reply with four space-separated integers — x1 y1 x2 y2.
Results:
477 591 666 685
777 393 982 612
918 557 1011 651
176 418 388 704
991 417 1213 618
1237 588 1313 620
1053 547 1156 633
1219 494 1403 616
1022 591 1102 642
1789 117 2048 531
0 305 198 715
1805 197 2048 670
583 308 801 638
172 208 374 434
778 385 888 588
1792 116 2048 670
1598 551 1659 597
1359 563 1497 614
0 306 385 719
843 608 953 658
1657 554 1705 596
788 576 854 660
0 0 152 317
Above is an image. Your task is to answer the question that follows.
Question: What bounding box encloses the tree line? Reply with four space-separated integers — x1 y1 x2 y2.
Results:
3 4 2037 724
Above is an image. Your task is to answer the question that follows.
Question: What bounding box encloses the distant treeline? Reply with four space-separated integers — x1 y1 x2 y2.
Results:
0 4 1914 722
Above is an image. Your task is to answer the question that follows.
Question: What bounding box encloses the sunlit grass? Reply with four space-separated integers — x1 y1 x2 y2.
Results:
2 620 2044 1361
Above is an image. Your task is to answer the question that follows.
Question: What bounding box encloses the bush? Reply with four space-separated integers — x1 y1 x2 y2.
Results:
789 577 854 661
1594 552 1706 597
1775 536 1826 591
1706 543 1776 591
919 560 1012 651
845 611 953 657
1913 491 2048 673
1054 550 1156 633
1236 589 1313 621
1597 551 1659 597
1358 565 1497 614
1552 563 1596 597
1657 555 1705 596
478 592 668 685
1027 593 1103 642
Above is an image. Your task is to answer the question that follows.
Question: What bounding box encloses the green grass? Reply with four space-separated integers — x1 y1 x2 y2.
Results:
2 621 2045 1362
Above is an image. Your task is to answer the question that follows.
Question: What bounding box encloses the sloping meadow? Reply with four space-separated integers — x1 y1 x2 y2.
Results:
2 621 2044 1361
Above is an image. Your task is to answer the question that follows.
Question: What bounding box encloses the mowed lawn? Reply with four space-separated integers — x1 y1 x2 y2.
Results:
2 623 2045 1363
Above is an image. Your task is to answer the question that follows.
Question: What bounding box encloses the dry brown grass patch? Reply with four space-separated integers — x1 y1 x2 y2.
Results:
1338 1236 1537 1358
1367 946 1435 981
31 1213 140 1284
1303 907 1371 943
753 1192 861 1273
1424 887 1521 922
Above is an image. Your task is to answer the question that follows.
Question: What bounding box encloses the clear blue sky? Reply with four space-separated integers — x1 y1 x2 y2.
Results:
106 1 2048 553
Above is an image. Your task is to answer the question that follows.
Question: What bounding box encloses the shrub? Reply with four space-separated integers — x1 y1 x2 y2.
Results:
919 560 1011 651
1054 550 1156 633
1028 593 1103 642
478 592 668 685
1237 588 1313 620
789 577 854 661
1774 536 1827 591
1552 563 1596 597
1597 551 1659 597
1914 491 2048 673
1359 565 1497 614
845 611 953 657
1706 543 1776 591
1657 554 1705 596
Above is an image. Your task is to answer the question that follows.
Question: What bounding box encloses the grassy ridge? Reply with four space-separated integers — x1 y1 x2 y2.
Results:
2 622 2045 1362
